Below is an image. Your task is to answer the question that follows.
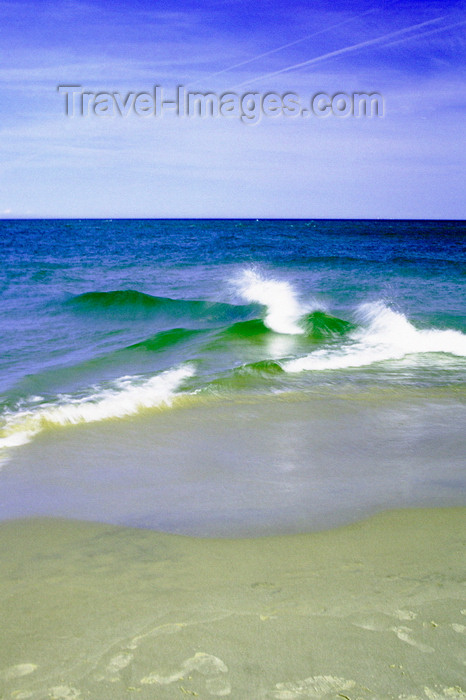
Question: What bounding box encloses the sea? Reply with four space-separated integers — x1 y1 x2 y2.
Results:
0 219 465 536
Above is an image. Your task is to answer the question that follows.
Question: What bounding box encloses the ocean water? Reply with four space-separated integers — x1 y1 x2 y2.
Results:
0 219 465 535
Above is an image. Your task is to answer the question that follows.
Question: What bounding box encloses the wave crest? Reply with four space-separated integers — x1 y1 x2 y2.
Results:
284 302 466 372
234 269 317 335
0 365 194 452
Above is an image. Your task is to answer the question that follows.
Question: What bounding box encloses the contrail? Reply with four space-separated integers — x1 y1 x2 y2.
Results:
186 9 377 88
376 19 466 49
229 16 448 89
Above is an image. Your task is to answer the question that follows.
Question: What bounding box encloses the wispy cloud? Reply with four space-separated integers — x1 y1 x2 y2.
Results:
185 8 377 88
0 0 464 218
378 19 466 50
230 16 452 88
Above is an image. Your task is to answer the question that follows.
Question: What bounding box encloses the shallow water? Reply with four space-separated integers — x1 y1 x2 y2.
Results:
0 389 465 536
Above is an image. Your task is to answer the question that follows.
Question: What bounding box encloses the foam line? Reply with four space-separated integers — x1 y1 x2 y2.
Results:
0 365 194 452
284 302 466 372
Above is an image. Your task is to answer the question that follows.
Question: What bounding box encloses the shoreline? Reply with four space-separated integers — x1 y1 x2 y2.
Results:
1 506 465 699
2 388 464 538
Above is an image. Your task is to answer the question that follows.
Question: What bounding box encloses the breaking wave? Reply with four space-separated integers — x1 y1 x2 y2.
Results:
234 269 318 334
0 365 194 451
284 302 466 372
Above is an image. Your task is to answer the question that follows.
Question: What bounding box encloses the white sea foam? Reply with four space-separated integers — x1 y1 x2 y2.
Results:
0 365 194 453
284 302 466 372
235 269 315 335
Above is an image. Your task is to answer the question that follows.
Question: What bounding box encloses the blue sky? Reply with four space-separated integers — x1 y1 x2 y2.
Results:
0 0 464 218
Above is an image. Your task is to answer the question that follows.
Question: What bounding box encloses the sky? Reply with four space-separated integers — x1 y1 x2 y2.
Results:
0 0 465 219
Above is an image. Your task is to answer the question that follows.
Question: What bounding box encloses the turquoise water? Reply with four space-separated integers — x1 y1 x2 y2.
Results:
0 219 464 534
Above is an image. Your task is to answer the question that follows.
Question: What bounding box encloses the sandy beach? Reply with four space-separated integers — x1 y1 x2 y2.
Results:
0 507 464 699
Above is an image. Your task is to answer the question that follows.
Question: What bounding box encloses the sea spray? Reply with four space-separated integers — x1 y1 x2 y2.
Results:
0 365 195 452
234 269 317 335
284 302 466 372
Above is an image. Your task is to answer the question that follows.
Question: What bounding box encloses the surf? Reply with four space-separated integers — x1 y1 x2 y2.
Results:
0 365 195 453
284 301 466 372
234 269 318 335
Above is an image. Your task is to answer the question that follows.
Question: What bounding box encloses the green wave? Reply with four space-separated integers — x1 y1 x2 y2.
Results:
203 360 285 394
301 311 355 339
65 290 255 324
127 328 202 352
66 292 353 342
236 359 285 375
213 312 354 345
221 318 270 339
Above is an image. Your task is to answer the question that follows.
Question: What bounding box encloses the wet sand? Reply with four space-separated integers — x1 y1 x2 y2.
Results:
0 507 465 699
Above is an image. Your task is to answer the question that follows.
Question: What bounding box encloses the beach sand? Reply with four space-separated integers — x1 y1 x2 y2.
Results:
0 507 465 699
